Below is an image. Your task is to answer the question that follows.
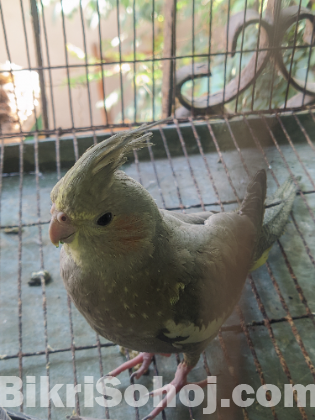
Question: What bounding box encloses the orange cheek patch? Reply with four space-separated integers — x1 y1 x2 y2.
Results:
112 214 149 251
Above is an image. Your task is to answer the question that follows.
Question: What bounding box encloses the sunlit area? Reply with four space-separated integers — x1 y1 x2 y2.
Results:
0 0 315 142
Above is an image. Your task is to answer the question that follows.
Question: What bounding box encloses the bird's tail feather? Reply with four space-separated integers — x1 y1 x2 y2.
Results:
0 407 12 420
1 408 41 420
239 169 267 233
251 175 300 270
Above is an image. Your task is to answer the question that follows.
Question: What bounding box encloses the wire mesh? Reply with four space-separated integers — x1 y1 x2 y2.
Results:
0 111 314 420
0 0 315 137
0 1 314 420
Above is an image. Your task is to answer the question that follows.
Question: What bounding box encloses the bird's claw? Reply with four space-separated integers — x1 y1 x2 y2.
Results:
130 353 153 380
106 352 154 379
148 384 170 397
129 370 138 381
142 361 208 420
142 382 178 420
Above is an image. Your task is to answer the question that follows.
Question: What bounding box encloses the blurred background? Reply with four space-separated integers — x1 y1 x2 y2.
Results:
1 0 315 141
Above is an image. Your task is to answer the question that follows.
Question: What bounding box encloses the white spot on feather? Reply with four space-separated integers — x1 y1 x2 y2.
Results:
172 343 183 349
164 316 226 345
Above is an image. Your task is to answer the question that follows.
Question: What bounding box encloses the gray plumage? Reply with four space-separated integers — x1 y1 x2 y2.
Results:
0 408 12 420
0 409 40 420
252 175 300 267
49 123 298 373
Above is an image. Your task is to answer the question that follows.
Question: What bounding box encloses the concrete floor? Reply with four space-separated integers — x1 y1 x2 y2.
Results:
0 117 315 420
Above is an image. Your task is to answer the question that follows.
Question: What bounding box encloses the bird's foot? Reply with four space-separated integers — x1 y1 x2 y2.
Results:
142 361 207 420
107 352 155 380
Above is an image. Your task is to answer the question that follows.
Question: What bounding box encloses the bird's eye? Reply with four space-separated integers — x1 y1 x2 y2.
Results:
97 212 112 226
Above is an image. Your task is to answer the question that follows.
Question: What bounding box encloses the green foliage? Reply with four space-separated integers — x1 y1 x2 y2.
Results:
43 0 315 121
46 0 165 28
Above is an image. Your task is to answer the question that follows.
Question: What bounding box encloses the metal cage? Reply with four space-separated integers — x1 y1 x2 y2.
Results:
0 1 315 420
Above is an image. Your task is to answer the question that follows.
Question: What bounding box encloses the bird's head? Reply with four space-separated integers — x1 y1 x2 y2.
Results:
49 124 163 262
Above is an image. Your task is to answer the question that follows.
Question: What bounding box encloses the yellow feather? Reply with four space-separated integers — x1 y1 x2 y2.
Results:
250 246 273 272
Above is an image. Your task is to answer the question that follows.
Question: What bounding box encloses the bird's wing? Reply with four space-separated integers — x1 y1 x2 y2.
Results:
159 209 218 225
155 210 256 351
157 171 267 349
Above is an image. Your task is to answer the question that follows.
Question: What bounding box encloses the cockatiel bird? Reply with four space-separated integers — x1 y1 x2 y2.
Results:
49 122 298 419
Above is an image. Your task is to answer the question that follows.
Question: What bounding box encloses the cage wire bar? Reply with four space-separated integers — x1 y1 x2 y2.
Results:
0 112 314 420
1 0 315 135
0 0 314 420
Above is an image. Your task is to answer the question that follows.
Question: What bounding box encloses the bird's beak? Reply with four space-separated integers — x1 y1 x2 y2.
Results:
49 204 76 247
